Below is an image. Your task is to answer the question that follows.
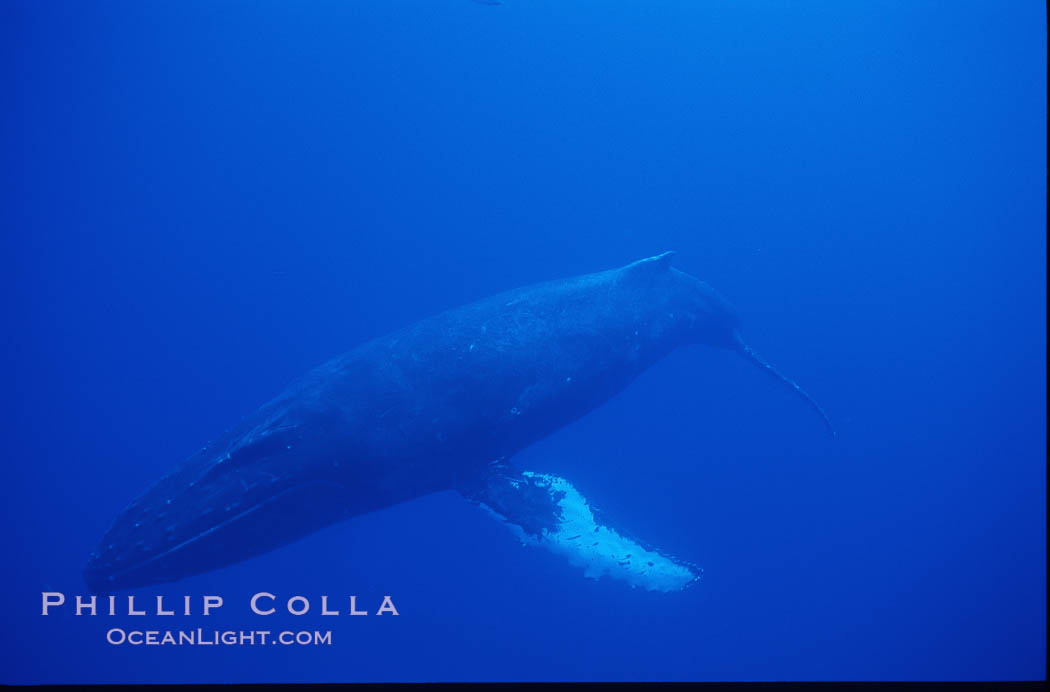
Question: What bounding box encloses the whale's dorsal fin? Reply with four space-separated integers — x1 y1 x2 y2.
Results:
459 467 700 592
625 251 676 275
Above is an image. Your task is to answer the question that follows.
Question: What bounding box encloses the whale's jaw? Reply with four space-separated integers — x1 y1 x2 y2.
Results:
83 418 358 592
84 475 351 592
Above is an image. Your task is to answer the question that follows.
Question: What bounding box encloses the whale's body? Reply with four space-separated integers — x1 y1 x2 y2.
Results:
85 253 831 592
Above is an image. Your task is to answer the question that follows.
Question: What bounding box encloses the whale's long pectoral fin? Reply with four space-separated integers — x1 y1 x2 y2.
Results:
460 468 701 592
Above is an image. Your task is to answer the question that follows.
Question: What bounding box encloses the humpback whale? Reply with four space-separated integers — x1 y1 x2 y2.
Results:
84 252 833 593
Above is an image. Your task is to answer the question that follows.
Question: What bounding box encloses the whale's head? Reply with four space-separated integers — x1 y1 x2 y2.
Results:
82 419 354 592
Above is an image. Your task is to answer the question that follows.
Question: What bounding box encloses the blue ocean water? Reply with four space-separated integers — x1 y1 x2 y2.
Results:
1 0 1045 683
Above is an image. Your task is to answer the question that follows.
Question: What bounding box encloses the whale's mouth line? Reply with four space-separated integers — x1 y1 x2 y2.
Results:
88 483 331 589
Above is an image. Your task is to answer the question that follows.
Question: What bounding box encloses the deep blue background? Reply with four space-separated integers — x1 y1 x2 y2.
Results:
1 0 1045 683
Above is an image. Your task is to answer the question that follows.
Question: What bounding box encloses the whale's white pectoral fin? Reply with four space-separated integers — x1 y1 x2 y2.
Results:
462 469 701 592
